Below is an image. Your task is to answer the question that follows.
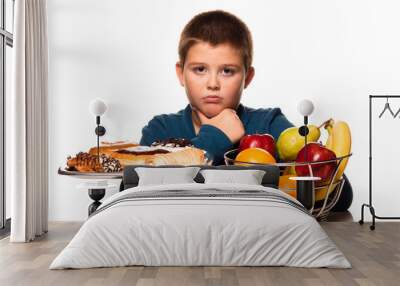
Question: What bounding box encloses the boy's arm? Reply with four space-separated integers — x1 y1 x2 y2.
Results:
139 116 168 146
192 110 294 163
190 124 234 163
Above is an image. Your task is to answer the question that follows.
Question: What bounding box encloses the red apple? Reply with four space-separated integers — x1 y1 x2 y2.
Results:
239 134 276 157
295 142 337 180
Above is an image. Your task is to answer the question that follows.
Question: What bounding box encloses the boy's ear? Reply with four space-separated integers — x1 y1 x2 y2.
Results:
244 66 255 89
175 62 185 87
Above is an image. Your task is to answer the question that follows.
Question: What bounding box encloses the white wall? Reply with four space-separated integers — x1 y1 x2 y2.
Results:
48 0 400 221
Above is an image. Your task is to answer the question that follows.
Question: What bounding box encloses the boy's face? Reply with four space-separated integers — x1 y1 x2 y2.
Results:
176 41 255 118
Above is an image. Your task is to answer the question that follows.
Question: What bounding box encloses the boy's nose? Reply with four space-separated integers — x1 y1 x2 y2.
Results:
207 74 220 91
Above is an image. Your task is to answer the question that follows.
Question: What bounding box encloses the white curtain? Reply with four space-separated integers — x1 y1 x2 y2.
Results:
10 0 49 242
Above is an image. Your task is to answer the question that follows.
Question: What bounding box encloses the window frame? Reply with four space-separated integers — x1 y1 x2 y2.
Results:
0 0 14 233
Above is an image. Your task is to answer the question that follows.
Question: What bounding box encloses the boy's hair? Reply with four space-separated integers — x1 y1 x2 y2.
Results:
178 10 253 72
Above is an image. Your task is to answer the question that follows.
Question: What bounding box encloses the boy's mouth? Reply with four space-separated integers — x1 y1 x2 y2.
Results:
203 95 222 103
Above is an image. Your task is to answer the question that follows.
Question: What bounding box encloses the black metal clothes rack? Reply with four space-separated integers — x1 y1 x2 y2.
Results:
359 95 400 230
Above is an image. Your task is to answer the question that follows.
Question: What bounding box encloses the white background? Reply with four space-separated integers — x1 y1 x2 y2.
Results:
46 0 400 221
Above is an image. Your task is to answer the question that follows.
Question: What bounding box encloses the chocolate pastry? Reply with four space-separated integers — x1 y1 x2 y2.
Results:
88 141 139 156
66 152 122 173
99 154 123 173
151 138 193 148
108 146 205 166
83 138 205 167
67 152 103 172
150 147 205 165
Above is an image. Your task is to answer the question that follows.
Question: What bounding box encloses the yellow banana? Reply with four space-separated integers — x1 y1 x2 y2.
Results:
324 119 335 151
315 119 352 201
330 120 351 181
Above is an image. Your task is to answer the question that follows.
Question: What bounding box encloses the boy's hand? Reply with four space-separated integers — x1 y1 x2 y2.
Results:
195 108 245 144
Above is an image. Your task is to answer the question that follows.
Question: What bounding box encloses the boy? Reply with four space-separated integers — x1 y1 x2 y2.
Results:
140 10 294 165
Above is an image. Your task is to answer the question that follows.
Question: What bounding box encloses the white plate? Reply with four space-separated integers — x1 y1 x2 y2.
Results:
76 182 119 190
58 168 123 179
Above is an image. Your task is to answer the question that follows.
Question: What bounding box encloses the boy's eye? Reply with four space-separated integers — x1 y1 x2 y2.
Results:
193 66 206 73
222 68 235 75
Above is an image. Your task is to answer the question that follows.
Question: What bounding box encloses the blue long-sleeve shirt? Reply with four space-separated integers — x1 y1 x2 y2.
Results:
140 104 294 165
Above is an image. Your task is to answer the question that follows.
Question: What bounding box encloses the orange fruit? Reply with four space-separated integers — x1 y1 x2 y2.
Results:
278 175 297 198
279 174 338 201
235 147 276 166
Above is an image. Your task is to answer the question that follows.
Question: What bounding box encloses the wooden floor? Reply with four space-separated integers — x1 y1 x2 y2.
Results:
0 218 399 286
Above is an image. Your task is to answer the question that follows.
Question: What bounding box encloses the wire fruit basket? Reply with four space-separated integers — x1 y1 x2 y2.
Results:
224 148 352 220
